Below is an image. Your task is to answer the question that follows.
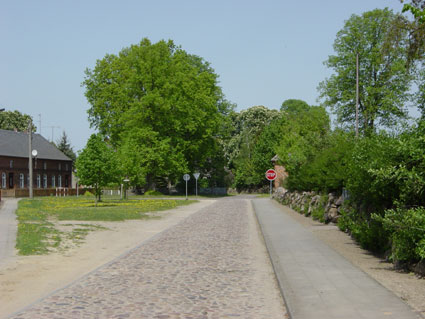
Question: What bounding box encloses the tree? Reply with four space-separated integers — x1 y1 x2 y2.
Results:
224 106 281 191
56 131 76 162
83 38 231 189
0 110 36 132
280 99 310 114
401 0 425 62
224 105 281 169
275 105 330 190
319 9 412 135
75 134 118 204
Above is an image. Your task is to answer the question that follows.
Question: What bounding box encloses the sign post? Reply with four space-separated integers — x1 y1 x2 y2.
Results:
193 172 200 198
265 169 277 198
183 174 190 200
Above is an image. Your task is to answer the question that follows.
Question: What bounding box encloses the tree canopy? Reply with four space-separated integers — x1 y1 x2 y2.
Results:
0 110 36 132
319 8 412 135
83 38 231 189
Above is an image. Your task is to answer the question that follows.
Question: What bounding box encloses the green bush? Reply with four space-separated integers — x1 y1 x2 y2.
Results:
83 191 93 196
144 190 163 196
311 207 325 223
374 207 425 263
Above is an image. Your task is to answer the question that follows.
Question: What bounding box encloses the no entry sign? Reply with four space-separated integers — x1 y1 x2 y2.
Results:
266 169 277 181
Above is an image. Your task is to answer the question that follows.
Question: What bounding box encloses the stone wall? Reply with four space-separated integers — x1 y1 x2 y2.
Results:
273 187 344 224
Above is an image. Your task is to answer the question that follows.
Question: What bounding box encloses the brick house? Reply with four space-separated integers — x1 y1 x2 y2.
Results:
0 129 73 197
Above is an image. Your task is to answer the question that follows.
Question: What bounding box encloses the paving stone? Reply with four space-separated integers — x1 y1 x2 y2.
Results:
11 198 285 319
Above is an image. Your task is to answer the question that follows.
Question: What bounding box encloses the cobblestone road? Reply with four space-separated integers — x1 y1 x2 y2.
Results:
10 198 286 319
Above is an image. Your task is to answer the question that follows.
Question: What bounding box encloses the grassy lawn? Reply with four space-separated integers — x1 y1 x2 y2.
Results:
16 196 195 255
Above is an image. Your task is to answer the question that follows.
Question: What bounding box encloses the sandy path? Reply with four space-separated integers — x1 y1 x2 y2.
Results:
0 200 215 318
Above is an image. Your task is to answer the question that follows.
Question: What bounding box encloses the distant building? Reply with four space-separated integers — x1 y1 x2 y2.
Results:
271 154 288 189
0 129 72 197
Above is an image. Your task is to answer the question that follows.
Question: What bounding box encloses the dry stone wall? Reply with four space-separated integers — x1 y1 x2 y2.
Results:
273 187 344 224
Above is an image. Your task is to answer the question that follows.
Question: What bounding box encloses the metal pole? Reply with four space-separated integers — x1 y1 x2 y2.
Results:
195 179 198 198
185 180 188 200
355 53 359 138
28 122 33 199
270 180 272 198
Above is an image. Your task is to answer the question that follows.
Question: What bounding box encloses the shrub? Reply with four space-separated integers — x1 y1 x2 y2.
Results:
374 207 425 263
84 191 93 196
144 190 163 196
312 207 325 223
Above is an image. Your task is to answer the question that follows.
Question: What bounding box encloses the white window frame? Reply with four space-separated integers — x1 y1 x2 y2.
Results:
43 174 47 189
52 175 55 188
58 175 62 187
37 174 41 188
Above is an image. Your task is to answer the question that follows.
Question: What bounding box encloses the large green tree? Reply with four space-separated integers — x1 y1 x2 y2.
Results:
83 38 231 189
75 134 119 204
0 110 36 132
225 105 281 191
319 9 412 135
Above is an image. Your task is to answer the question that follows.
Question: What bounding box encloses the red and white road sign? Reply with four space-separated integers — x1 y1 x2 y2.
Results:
266 169 277 181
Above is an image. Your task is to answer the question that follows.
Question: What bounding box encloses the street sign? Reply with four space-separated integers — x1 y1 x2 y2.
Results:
193 172 200 180
266 169 277 181
183 174 190 181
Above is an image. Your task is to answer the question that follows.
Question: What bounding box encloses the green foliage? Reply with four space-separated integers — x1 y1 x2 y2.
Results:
0 110 36 132
280 99 309 114
346 121 425 210
374 207 425 263
55 131 76 162
83 38 232 189
311 207 325 223
226 105 281 191
144 190 163 196
319 8 412 134
83 191 93 196
338 208 389 252
75 134 119 203
275 105 330 191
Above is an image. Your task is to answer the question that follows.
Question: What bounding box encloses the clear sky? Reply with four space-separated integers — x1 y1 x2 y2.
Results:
0 0 408 151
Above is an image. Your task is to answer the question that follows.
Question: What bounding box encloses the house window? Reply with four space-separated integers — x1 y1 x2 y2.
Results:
37 174 41 188
10 160 13 168
58 163 61 171
19 174 24 189
43 174 47 189
52 175 55 188
43 162 47 170
1 173 6 189
58 175 62 187
65 164 69 171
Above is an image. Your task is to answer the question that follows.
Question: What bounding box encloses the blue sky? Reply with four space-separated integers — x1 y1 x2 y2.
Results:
0 0 408 151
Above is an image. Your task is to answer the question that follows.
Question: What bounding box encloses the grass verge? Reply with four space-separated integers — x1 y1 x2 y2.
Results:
16 196 196 255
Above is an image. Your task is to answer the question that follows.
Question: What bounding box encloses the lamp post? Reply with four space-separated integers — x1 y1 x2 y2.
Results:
123 177 130 200
28 122 33 198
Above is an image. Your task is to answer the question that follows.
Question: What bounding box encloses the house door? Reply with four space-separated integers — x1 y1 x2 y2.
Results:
8 173 14 189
